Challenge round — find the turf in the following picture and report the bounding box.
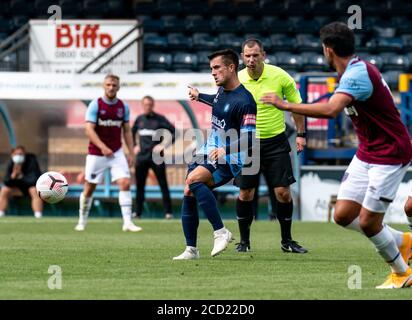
[0,217,411,299]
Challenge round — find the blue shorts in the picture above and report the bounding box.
[187,154,235,188]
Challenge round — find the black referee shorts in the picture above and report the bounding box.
[234,132,296,189]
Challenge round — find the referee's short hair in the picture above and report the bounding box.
[242,38,264,52]
[208,49,239,70]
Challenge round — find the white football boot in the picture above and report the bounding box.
[74,218,87,231]
[173,246,200,260]
[211,227,234,257]
[122,222,143,232]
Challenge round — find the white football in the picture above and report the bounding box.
[36,171,69,204]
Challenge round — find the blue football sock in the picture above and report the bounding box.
[181,195,199,247]
[189,182,224,231]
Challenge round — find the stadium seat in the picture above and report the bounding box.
[234,0,258,16]
[392,16,412,35]
[157,0,182,15]
[209,0,232,16]
[192,33,218,51]
[237,16,263,35]
[295,34,322,52]
[9,0,27,15]
[141,18,165,33]
[269,34,296,52]
[361,54,384,70]
[59,0,82,16]
[375,37,404,53]
[133,0,159,16]
[167,33,192,51]
[401,34,412,51]
[106,0,128,18]
[258,0,286,16]
[211,15,237,34]
[143,33,168,51]
[381,53,411,71]
[264,54,278,65]
[243,34,272,51]
[172,52,198,71]
[261,16,292,35]
[185,15,212,34]
[381,70,402,89]
[218,33,243,52]
[162,15,187,34]
[197,51,211,72]
[286,0,311,17]
[388,0,412,16]
[275,52,303,71]
[310,0,338,17]
[83,0,107,17]
[373,26,397,39]
[301,52,327,71]
[180,0,207,16]
[0,17,12,33]
[145,52,172,71]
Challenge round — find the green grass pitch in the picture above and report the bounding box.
[0,217,411,299]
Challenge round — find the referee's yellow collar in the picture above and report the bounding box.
[244,63,269,81]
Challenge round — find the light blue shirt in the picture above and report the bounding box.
[335,57,373,101]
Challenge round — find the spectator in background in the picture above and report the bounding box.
[0,146,43,218]
[132,96,176,219]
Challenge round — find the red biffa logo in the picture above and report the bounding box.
[56,24,112,48]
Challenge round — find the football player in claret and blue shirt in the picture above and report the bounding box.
[263,22,412,289]
[173,49,257,260]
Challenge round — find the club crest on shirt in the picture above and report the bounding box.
[100,109,106,115]
[224,103,230,112]
[117,108,124,118]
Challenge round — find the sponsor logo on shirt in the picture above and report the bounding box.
[98,118,123,127]
[344,106,359,117]
[211,115,226,129]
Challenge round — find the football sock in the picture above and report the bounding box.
[189,182,224,231]
[79,192,92,223]
[385,224,403,247]
[277,200,293,242]
[181,196,199,247]
[368,225,408,274]
[0,210,5,217]
[119,190,132,224]
[236,198,253,243]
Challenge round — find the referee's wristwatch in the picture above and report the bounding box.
[297,132,307,138]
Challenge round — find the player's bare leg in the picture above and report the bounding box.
[28,186,43,218]
[0,186,12,217]
[117,177,142,232]
[75,181,96,231]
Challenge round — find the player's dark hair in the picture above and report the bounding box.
[208,49,239,70]
[320,22,355,57]
[12,145,25,153]
[242,38,264,52]
[142,95,154,104]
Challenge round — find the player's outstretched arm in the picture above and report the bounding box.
[261,92,352,119]
[188,85,215,107]
[85,122,113,157]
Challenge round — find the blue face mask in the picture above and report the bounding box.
[12,154,25,164]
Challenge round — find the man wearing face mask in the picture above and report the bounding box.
[0,146,43,218]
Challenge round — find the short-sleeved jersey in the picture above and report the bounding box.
[85,97,130,156]
[198,84,257,176]
[335,57,412,165]
[238,64,302,139]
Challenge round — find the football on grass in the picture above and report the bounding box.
[36,171,68,204]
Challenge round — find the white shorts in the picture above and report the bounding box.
[337,155,409,213]
[85,149,130,184]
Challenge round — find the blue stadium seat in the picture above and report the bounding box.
[9,0,27,15]
[373,26,397,39]
[83,0,107,17]
[211,15,237,34]
[143,33,168,51]
[162,15,187,34]
[133,1,158,16]
[145,52,172,71]
[172,52,198,72]
[11,16,28,29]
[391,16,412,35]
[197,51,211,72]
[167,33,192,51]
[141,18,165,33]
[157,0,182,15]
[106,0,128,18]
[381,70,402,89]
[234,1,258,16]
[389,0,412,16]
[301,52,327,71]
[361,54,384,70]
[264,54,278,65]
[185,15,212,34]
[401,34,412,51]
[218,33,243,52]
[262,16,292,34]
[209,0,232,16]
[180,0,207,16]
[310,0,338,17]
[243,34,272,52]
[295,34,322,52]
[237,16,263,35]
[375,37,404,52]
[275,52,303,71]
[286,0,311,17]
[258,0,286,16]
[269,34,296,52]
[192,33,218,51]
[59,0,83,16]
[381,53,410,71]
[0,17,12,33]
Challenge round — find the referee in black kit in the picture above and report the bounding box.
[132,95,176,219]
